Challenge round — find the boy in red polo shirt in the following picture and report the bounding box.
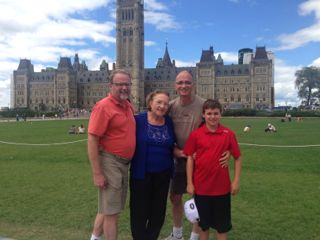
[185,99,242,240]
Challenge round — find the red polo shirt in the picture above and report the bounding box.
[88,94,136,160]
[184,124,241,196]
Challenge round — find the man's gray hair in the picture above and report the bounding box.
[109,69,131,83]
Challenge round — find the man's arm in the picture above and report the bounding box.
[186,155,195,195]
[88,133,106,188]
[173,146,186,158]
[231,156,242,195]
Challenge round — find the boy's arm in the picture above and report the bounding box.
[231,156,242,195]
[186,155,195,195]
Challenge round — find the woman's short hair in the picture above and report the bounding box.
[146,90,169,111]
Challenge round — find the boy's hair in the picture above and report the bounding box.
[202,99,222,113]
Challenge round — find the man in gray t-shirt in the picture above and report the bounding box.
[166,71,230,240]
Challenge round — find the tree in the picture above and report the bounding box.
[295,66,320,106]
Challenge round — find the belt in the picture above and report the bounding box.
[100,151,131,165]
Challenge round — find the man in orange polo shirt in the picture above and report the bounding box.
[88,69,136,240]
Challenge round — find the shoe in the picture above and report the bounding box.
[164,233,184,240]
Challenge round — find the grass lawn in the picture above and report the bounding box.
[0,117,319,240]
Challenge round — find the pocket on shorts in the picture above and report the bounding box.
[101,158,122,189]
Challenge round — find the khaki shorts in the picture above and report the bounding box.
[98,151,130,215]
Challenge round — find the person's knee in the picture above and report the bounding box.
[104,213,119,224]
[170,193,183,206]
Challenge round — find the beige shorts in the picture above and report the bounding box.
[98,151,130,215]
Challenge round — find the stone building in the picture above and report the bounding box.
[12,0,274,111]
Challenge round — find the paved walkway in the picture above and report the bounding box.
[0,237,15,240]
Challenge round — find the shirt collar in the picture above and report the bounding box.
[108,93,129,108]
[202,123,225,134]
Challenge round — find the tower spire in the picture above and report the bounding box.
[162,41,173,67]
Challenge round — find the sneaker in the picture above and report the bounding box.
[164,233,184,240]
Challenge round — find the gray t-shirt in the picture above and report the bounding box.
[169,95,205,172]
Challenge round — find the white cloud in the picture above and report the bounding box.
[0,78,11,108]
[216,52,238,64]
[145,41,157,47]
[311,57,320,66]
[144,0,180,31]
[299,0,320,19]
[145,11,180,31]
[276,22,320,50]
[275,0,320,50]
[0,0,116,107]
[274,59,302,106]
[174,60,197,67]
[145,0,167,11]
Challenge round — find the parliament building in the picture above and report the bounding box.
[13,0,274,111]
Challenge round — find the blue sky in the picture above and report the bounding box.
[1,0,320,108]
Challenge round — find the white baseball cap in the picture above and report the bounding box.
[184,198,200,223]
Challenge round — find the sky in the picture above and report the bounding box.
[0,0,320,108]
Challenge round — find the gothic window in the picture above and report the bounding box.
[231,70,235,75]
[238,69,242,74]
[224,70,227,75]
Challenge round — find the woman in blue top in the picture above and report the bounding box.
[130,90,175,240]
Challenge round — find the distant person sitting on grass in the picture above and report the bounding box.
[68,125,76,134]
[78,124,86,134]
[265,123,277,133]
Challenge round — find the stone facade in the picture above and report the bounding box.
[12,0,274,111]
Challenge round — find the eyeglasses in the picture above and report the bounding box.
[112,82,132,87]
[176,81,192,85]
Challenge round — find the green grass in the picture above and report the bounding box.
[0,118,320,239]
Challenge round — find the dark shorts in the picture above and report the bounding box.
[194,193,232,233]
[169,171,187,194]
[169,158,187,194]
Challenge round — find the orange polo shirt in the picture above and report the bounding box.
[88,94,136,159]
